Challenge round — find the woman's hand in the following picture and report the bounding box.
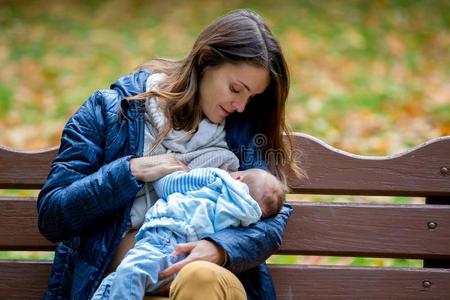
[130,154,189,182]
[158,240,226,279]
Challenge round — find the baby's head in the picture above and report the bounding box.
[231,168,285,218]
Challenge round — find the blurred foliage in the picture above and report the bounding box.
[268,255,423,268]
[0,251,54,260]
[1,0,448,266]
[0,0,448,152]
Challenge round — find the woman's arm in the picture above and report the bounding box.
[204,203,292,274]
[37,91,142,243]
[158,203,292,279]
[38,92,188,243]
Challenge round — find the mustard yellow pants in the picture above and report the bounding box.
[146,261,246,300]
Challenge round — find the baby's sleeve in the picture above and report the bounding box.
[153,168,217,199]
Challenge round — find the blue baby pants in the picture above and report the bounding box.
[92,227,187,300]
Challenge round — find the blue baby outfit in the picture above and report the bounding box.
[92,168,262,299]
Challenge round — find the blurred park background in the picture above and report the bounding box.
[0,0,449,266]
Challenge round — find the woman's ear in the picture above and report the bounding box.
[201,65,211,75]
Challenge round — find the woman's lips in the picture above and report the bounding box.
[219,105,231,116]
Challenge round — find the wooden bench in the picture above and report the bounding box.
[1,133,449,299]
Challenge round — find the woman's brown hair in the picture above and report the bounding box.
[127,9,303,183]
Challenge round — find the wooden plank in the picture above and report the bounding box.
[2,198,450,260]
[270,265,450,300]
[0,260,51,300]
[0,197,54,250]
[1,135,450,196]
[0,146,58,189]
[286,134,450,196]
[1,261,449,300]
[280,202,450,259]
[424,196,450,268]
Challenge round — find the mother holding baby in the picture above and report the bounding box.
[38,9,301,300]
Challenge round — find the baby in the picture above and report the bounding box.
[92,167,285,300]
[231,168,285,218]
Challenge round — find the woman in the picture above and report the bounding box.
[37,9,300,300]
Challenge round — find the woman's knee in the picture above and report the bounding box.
[170,261,246,300]
[178,261,218,284]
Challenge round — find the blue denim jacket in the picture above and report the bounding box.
[37,68,292,300]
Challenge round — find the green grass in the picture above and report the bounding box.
[0,251,54,260]
[268,255,423,268]
[0,85,13,117]
[1,1,449,150]
[0,189,40,197]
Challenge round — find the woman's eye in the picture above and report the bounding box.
[230,85,240,93]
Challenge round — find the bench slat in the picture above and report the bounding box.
[0,146,58,189]
[0,260,51,300]
[0,197,54,250]
[280,202,450,259]
[2,135,450,196]
[270,265,450,300]
[287,134,450,196]
[1,260,449,299]
[2,198,450,260]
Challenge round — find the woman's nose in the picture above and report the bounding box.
[231,96,248,113]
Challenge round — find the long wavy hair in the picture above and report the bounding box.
[127,9,303,183]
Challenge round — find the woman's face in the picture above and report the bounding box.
[199,63,270,124]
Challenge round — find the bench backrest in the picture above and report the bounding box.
[1,133,449,299]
